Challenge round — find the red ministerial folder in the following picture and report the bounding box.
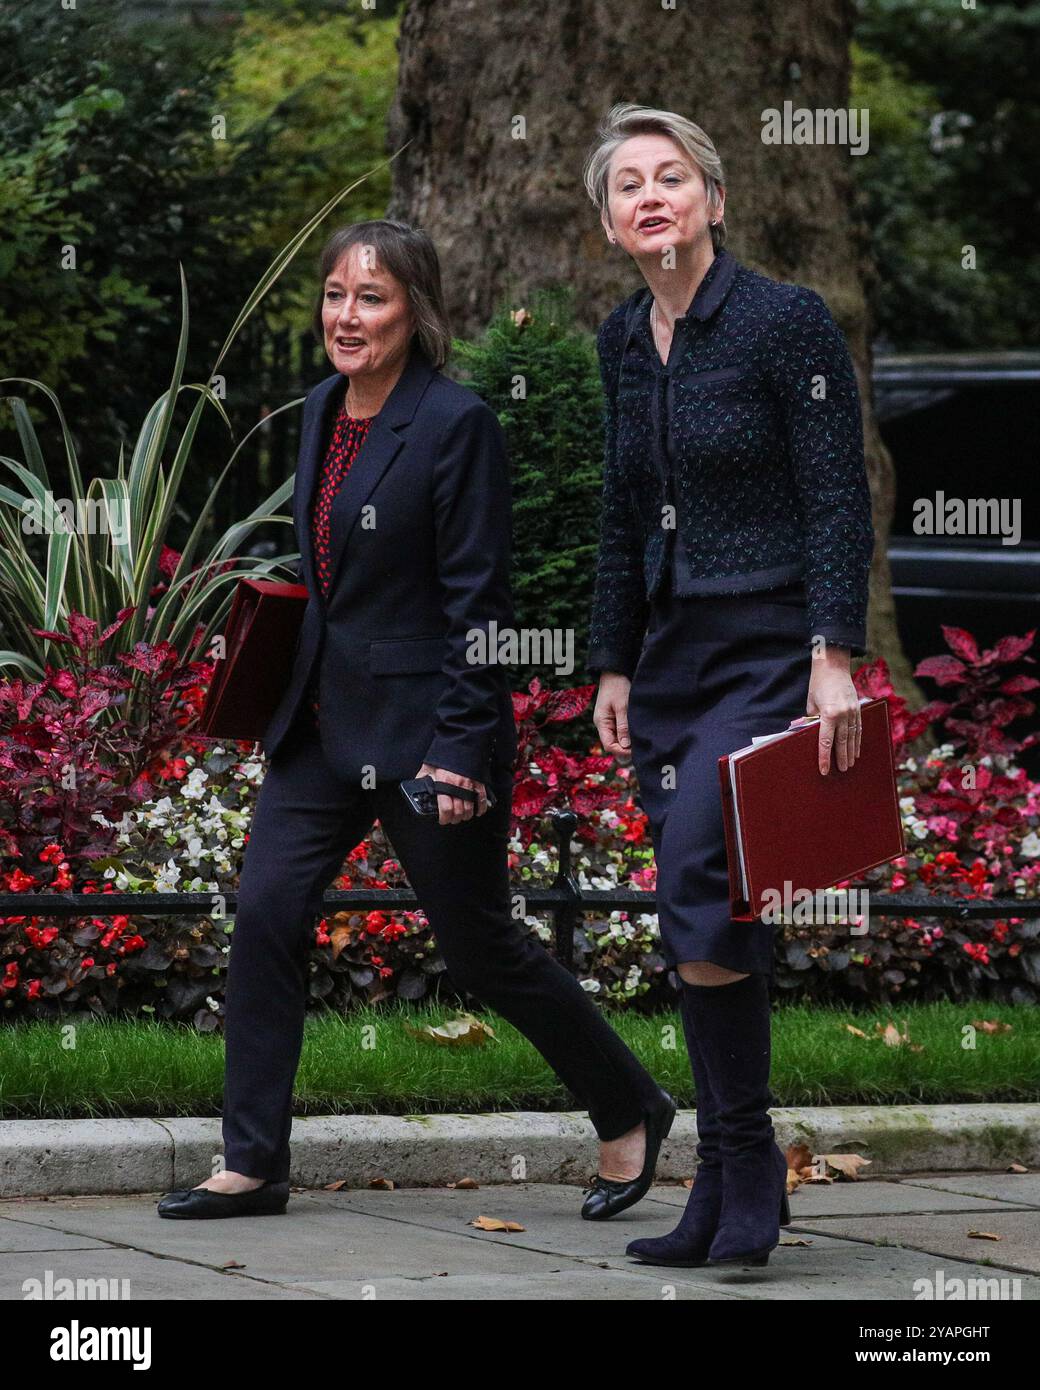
[198,578,309,743]
[717,696,905,922]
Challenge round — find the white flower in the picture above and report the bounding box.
[1020,831,1040,860]
[579,978,601,994]
[155,859,180,891]
[181,769,209,800]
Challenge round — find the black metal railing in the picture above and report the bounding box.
[1,809,1036,973]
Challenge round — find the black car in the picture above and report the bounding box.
[874,351,1039,661]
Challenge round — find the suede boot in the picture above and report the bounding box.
[681,972,790,1267]
[626,985,723,1266]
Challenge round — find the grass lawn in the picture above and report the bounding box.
[1,1001,1037,1121]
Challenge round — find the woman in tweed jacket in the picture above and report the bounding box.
[582,103,875,1268]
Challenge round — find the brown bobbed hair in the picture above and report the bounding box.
[310,219,453,370]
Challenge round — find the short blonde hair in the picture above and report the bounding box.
[582,103,727,251]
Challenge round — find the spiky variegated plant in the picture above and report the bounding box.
[0,155,398,714]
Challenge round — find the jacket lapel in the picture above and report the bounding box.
[293,342,435,600]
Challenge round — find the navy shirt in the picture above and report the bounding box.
[586,248,875,678]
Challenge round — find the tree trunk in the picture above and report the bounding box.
[388,0,922,702]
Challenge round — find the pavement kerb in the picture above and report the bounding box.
[1,1104,1037,1198]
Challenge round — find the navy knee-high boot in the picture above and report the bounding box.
[681,972,790,1267]
[626,986,723,1266]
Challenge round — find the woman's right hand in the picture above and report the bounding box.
[594,672,633,761]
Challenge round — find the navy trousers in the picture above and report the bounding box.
[627,580,812,979]
[221,712,664,1182]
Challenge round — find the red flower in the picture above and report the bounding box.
[5,867,38,892]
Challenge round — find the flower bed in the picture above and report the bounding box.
[2,618,1037,1023]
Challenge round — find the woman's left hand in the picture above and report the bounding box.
[805,645,862,775]
[416,762,488,825]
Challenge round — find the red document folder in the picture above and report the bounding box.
[717,696,905,921]
[198,578,309,743]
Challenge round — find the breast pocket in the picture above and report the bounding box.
[675,366,745,389]
[367,635,447,675]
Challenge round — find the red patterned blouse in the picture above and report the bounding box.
[305,394,374,725]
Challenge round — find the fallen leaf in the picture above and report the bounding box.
[874,1019,925,1052]
[404,1012,497,1047]
[780,1237,813,1247]
[328,923,353,960]
[1007,1162,1029,1174]
[972,1019,1013,1034]
[470,1215,525,1232]
[449,1178,479,1190]
[786,1142,814,1173]
[368,1177,395,1190]
[845,1024,868,1038]
[323,1178,349,1191]
[967,1230,1002,1241]
[818,1153,872,1181]
[222,1259,246,1269]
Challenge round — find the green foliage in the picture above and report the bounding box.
[852,0,1040,349]
[0,161,384,705]
[453,290,606,691]
[216,4,400,324]
[0,0,277,456]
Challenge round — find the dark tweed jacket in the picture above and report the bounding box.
[586,248,875,679]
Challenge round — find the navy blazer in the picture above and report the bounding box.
[261,342,518,786]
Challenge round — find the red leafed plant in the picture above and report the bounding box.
[853,624,1037,767]
[0,606,212,877]
[509,678,618,840]
[912,625,1038,764]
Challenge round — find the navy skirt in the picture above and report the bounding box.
[627,578,811,979]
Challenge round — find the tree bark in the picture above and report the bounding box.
[388,0,922,701]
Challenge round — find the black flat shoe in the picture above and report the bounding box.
[581,1090,677,1221]
[156,1180,290,1219]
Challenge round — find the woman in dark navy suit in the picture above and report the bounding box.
[158,219,675,1222]
[582,106,875,1267]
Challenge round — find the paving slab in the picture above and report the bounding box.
[618,1175,1038,1218]
[2,1180,1038,1301]
[792,1208,1040,1276]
